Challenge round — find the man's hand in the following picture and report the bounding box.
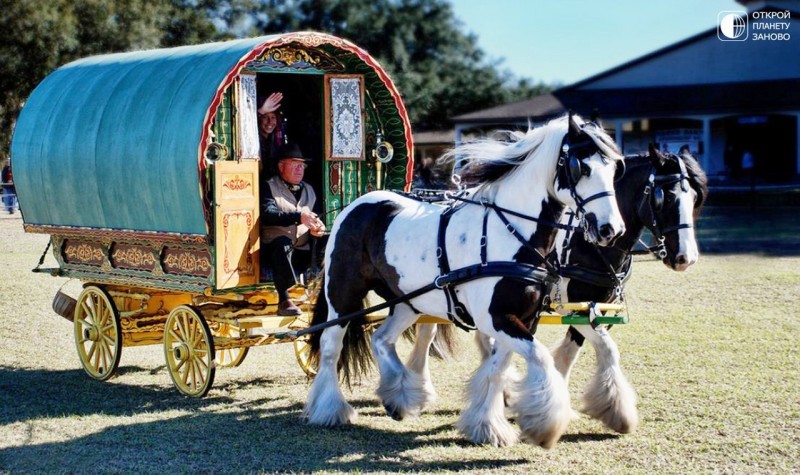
[300,209,326,237]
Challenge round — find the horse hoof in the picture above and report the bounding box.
[383,402,405,421]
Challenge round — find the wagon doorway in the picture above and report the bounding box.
[257,73,325,192]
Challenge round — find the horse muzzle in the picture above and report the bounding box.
[583,213,625,247]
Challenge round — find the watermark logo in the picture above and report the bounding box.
[718,11,748,41]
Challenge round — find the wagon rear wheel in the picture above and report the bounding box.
[163,305,215,397]
[74,286,122,381]
[210,322,249,368]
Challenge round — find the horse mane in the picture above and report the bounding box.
[445,114,623,189]
[680,152,709,209]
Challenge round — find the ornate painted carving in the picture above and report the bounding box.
[222,211,254,275]
[222,175,253,192]
[251,43,343,71]
[24,224,207,245]
[63,240,105,266]
[111,244,157,271]
[162,247,213,277]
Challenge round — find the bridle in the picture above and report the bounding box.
[639,153,695,259]
[558,128,621,243]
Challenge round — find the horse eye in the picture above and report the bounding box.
[581,162,591,177]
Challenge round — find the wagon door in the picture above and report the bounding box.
[214,73,260,289]
[214,160,260,288]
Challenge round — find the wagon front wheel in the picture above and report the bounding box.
[163,305,215,397]
[293,310,317,377]
[74,286,122,381]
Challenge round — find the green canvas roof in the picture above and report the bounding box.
[11,33,412,236]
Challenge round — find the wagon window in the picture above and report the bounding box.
[237,73,260,160]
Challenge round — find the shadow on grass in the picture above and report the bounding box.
[0,367,533,472]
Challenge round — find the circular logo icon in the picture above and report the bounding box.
[720,13,747,39]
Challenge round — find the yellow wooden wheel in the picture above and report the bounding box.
[73,286,122,381]
[210,322,249,368]
[293,311,316,377]
[294,277,321,377]
[163,305,215,397]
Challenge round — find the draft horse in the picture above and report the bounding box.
[304,114,625,448]
[543,144,708,432]
[460,144,708,436]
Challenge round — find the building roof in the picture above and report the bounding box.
[413,129,455,145]
[453,4,800,126]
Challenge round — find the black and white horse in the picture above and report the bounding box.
[303,114,625,448]
[458,144,708,436]
[544,144,708,432]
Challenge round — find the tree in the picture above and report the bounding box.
[1,0,555,163]
[247,0,551,130]
[0,0,223,163]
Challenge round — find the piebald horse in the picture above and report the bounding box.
[456,144,707,435]
[304,114,625,448]
[543,145,708,432]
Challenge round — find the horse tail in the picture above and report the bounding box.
[338,310,373,389]
[308,274,374,389]
[430,323,458,360]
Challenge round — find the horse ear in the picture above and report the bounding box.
[568,113,582,139]
[649,142,666,166]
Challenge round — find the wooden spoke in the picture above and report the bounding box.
[163,305,215,397]
[209,322,248,368]
[73,286,122,381]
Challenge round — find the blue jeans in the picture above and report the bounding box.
[2,186,16,213]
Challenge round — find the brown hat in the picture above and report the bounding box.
[277,143,310,162]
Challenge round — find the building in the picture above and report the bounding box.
[450,0,800,185]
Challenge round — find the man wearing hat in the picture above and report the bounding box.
[261,143,326,316]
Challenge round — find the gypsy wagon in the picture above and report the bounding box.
[11,32,415,397]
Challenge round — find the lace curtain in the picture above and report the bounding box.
[329,77,364,159]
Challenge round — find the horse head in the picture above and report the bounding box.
[645,143,708,271]
[554,115,626,247]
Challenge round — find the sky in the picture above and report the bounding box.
[449,0,744,86]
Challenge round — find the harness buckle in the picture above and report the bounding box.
[436,247,443,259]
[434,275,448,289]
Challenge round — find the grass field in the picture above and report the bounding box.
[1,212,798,474]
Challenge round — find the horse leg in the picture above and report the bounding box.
[457,343,519,446]
[372,304,433,420]
[551,326,584,383]
[303,323,357,426]
[573,325,639,433]
[405,323,438,408]
[475,331,521,407]
[509,336,572,449]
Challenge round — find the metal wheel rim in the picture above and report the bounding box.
[73,286,122,381]
[163,305,215,397]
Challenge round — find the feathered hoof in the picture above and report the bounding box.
[581,400,639,434]
[377,370,434,421]
[518,417,569,449]
[514,398,571,449]
[303,400,357,427]
[581,370,639,433]
[457,417,519,447]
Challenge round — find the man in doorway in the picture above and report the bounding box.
[261,143,325,316]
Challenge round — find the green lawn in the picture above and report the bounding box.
[1,213,798,473]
